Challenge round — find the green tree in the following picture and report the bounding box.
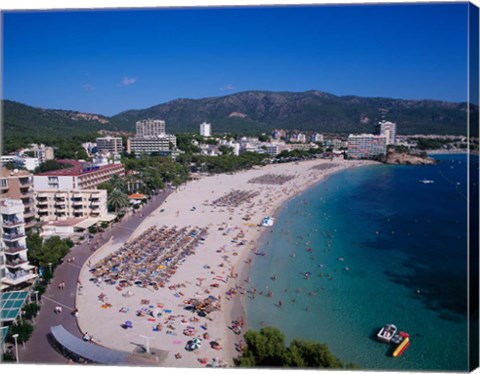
[97,181,113,194]
[26,233,43,264]
[22,303,40,320]
[237,327,285,367]
[108,188,129,212]
[109,173,125,192]
[36,236,71,267]
[218,145,234,156]
[34,160,73,174]
[235,327,352,369]
[8,320,34,345]
[283,339,343,368]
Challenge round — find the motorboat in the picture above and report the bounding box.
[261,216,275,227]
[418,179,434,184]
[377,324,397,343]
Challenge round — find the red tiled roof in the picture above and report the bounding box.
[35,160,123,177]
[128,193,146,199]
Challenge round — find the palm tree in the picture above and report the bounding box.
[110,173,125,192]
[108,188,129,213]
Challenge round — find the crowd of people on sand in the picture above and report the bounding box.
[248,173,295,185]
[209,190,260,207]
[88,225,209,291]
[309,163,340,171]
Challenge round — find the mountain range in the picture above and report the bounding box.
[2,90,473,151]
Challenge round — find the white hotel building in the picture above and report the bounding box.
[200,122,212,137]
[1,199,37,290]
[379,120,397,145]
[347,134,387,159]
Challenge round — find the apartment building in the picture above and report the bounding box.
[128,119,178,156]
[1,199,37,291]
[379,120,397,145]
[96,136,123,155]
[127,135,177,155]
[1,168,36,230]
[35,189,108,222]
[136,119,166,137]
[347,134,387,159]
[33,160,125,190]
[30,143,55,163]
[200,122,212,137]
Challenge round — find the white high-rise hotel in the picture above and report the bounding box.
[379,120,397,145]
[136,119,166,137]
[128,119,177,155]
[200,122,211,137]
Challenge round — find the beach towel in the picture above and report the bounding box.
[147,318,156,322]
[163,309,172,313]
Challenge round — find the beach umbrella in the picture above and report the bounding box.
[124,320,133,328]
[186,337,202,351]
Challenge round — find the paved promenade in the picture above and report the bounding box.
[18,190,171,364]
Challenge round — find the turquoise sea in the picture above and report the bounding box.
[246,154,476,371]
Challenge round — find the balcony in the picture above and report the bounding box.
[2,219,24,227]
[5,257,29,268]
[19,177,32,186]
[4,246,27,255]
[24,219,37,229]
[23,209,35,218]
[3,232,26,241]
[2,270,37,286]
[22,198,35,208]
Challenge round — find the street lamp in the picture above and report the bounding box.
[48,263,52,273]
[12,333,19,363]
[34,290,39,304]
[139,335,154,354]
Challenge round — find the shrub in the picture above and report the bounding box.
[8,320,34,345]
[23,303,40,320]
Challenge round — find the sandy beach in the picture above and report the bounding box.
[76,158,375,367]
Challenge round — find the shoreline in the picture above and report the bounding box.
[76,158,376,367]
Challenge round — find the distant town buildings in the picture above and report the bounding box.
[310,133,324,143]
[0,198,37,291]
[347,134,387,159]
[30,143,55,163]
[200,122,212,137]
[271,129,287,140]
[0,155,40,171]
[81,142,97,155]
[379,120,397,145]
[96,136,123,155]
[33,160,124,190]
[128,119,178,157]
[1,168,36,231]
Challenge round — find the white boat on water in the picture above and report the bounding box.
[261,216,275,227]
[419,179,434,184]
[377,324,397,343]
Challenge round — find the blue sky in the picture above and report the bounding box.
[2,3,469,116]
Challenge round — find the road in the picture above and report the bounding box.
[18,190,172,364]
